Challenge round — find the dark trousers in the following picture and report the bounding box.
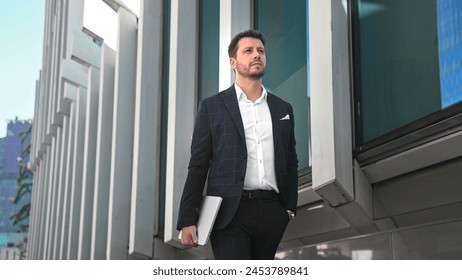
[210,193,290,260]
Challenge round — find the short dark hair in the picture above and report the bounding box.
[228,29,266,58]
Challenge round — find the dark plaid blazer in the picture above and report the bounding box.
[177,85,298,231]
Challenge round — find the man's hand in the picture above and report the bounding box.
[180,225,198,247]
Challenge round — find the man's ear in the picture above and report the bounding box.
[229,57,236,70]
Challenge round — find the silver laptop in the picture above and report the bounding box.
[178,196,222,245]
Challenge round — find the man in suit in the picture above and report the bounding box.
[177,29,298,260]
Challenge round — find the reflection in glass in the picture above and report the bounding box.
[198,0,219,100]
[276,233,391,260]
[437,0,462,108]
[276,219,462,259]
[393,219,462,259]
[354,0,441,144]
[354,0,462,145]
[255,0,310,169]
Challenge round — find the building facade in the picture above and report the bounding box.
[27,0,462,260]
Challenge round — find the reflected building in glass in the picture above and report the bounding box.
[438,0,462,108]
[0,119,31,233]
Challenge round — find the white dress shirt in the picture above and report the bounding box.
[235,83,279,193]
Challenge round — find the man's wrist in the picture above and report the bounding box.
[287,210,295,221]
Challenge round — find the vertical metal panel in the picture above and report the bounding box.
[27,162,41,259]
[28,78,42,259]
[67,87,87,259]
[60,99,77,259]
[31,165,41,259]
[129,0,163,258]
[45,132,59,259]
[44,5,56,143]
[30,78,40,169]
[49,127,63,259]
[78,66,100,260]
[35,166,45,259]
[43,142,55,259]
[66,30,103,260]
[38,151,50,259]
[55,58,89,259]
[164,0,198,246]
[53,115,70,259]
[309,0,354,207]
[91,44,116,260]
[48,0,64,136]
[27,0,86,259]
[106,7,137,260]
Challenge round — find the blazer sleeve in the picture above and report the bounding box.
[176,99,213,230]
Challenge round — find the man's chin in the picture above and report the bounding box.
[248,71,265,80]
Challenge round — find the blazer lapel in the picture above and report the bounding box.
[267,93,280,148]
[222,86,246,142]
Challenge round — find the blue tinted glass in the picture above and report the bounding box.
[355,0,462,145]
[438,0,462,108]
[198,0,219,100]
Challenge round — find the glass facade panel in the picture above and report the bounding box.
[255,0,310,170]
[438,0,462,108]
[354,0,462,145]
[276,233,392,260]
[393,219,462,259]
[277,219,462,259]
[198,0,219,100]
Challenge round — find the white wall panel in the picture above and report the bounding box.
[67,30,103,260]
[91,44,116,260]
[164,0,198,246]
[310,0,354,207]
[53,115,70,259]
[106,7,137,260]
[60,99,77,259]
[129,0,163,258]
[66,87,87,259]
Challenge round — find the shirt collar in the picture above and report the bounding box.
[234,83,268,102]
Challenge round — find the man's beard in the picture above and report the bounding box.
[236,60,266,80]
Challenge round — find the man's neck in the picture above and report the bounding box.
[235,78,263,103]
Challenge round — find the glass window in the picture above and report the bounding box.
[353,0,462,146]
[255,0,310,170]
[198,0,219,100]
[438,0,462,108]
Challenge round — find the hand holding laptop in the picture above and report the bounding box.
[180,225,199,247]
[178,196,222,246]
